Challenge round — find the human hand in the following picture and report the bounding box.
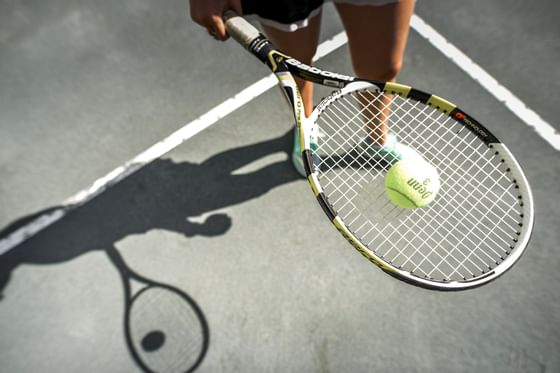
[189,0,242,41]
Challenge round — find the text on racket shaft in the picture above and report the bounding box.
[286,59,355,83]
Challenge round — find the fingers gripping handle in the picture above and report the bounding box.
[223,11,261,49]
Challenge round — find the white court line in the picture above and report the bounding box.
[411,15,560,151]
[0,17,556,255]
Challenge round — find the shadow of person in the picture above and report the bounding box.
[0,129,299,371]
[0,128,298,294]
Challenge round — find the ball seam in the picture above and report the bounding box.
[386,186,419,208]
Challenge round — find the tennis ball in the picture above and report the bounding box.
[385,159,440,208]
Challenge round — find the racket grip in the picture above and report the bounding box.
[223,10,261,49]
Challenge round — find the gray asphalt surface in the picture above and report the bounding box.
[1,0,559,372]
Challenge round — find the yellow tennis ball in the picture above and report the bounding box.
[385,159,440,208]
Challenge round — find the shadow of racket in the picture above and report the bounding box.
[106,245,209,373]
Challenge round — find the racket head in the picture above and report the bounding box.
[125,283,209,373]
[223,12,534,290]
[303,80,534,290]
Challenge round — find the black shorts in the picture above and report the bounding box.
[241,0,402,31]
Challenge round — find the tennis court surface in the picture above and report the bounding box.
[1,1,559,372]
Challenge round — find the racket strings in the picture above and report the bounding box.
[368,123,520,278]
[313,88,524,281]
[360,107,520,276]
[319,94,392,172]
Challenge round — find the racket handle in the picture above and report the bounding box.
[223,10,261,49]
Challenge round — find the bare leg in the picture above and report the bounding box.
[336,0,415,145]
[262,12,322,117]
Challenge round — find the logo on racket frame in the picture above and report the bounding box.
[454,110,490,140]
[285,58,355,82]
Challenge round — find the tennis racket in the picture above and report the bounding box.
[106,245,209,372]
[223,11,534,290]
